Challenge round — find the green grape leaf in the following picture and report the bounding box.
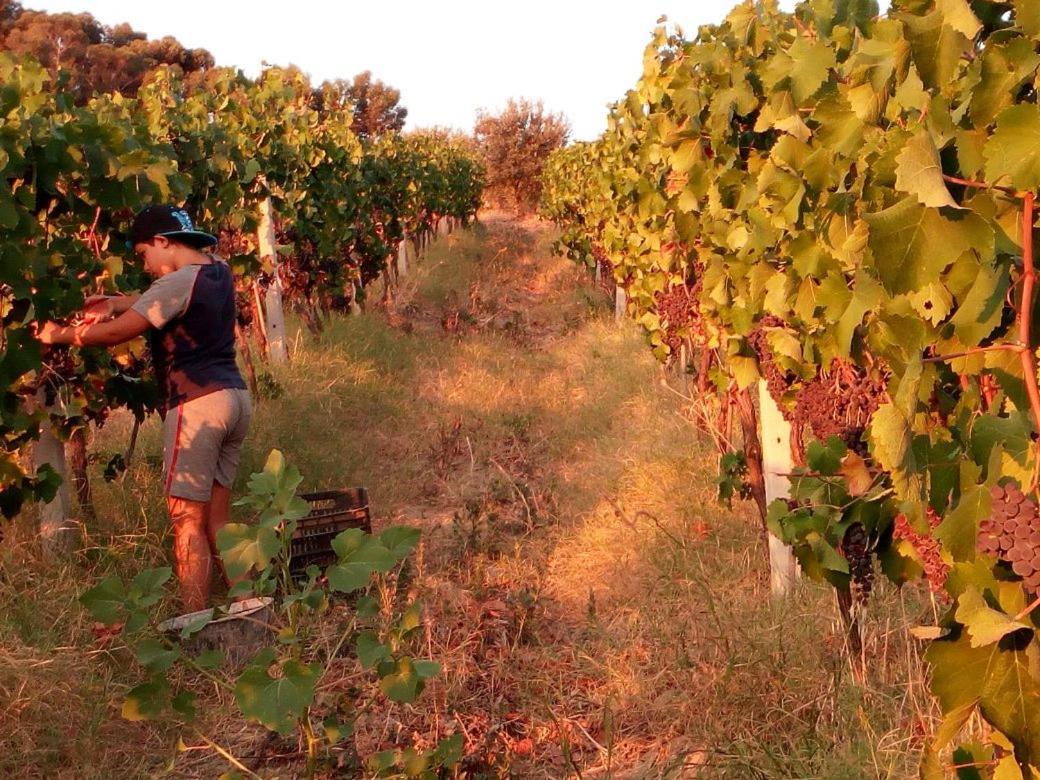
[968,38,1040,129]
[763,37,837,104]
[949,256,1010,346]
[869,361,924,499]
[901,6,972,89]
[934,0,982,38]
[936,482,988,561]
[864,197,992,295]
[928,631,1040,763]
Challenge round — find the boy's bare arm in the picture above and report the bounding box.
[36,309,150,347]
[82,293,141,323]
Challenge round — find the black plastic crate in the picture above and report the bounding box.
[289,488,371,578]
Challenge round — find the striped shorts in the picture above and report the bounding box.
[162,388,253,502]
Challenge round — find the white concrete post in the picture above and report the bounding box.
[33,391,75,553]
[759,380,799,596]
[614,286,627,322]
[258,197,288,364]
[396,234,409,277]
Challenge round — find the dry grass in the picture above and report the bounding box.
[1,215,938,778]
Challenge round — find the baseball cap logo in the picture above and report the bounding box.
[172,210,194,230]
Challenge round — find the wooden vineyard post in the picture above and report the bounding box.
[397,234,409,277]
[758,380,799,596]
[615,285,627,322]
[33,391,75,554]
[68,426,95,522]
[236,324,259,396]
[258,197,288,365]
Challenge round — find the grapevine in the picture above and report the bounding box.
[0,53,484,523]
[540,0,1040,770]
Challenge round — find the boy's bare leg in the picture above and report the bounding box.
[169,496,212,612]
[207,481,234,588]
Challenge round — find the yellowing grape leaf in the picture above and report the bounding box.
[1013,0,1040,38]
[838,452,873,496]
[984,104,1040,190]
[895,132,959,209]
[935,0,982,38]
[955,586,1030,648]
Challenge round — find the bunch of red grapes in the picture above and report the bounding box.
[894,509,949,599]
[979,483,1040,594]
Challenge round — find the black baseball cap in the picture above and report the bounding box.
[127,205,218,249]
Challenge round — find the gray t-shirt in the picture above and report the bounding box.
[132,264,201,329]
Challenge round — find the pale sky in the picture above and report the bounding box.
[25,0,890,141]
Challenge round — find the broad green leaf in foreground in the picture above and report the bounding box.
[122,677,170,722]
[80,576,126,625]
[379,526,422,561]
[234,659,320,734]
[217,523,280,580]
[326,529,397,593]
[377,656,440,703]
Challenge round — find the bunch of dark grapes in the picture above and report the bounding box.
[979,483,1040,595]
[841,523,874,604]
[654,280,701,359]
[793,360,886,456]
[894,510,950,600]
[593,245,613,294]
[748,315,798,420]
[216,228,251,260]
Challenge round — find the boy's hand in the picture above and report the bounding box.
[34,321,69,344]
[81,295,117,324]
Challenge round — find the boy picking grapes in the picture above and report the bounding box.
[36,205,252,611]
